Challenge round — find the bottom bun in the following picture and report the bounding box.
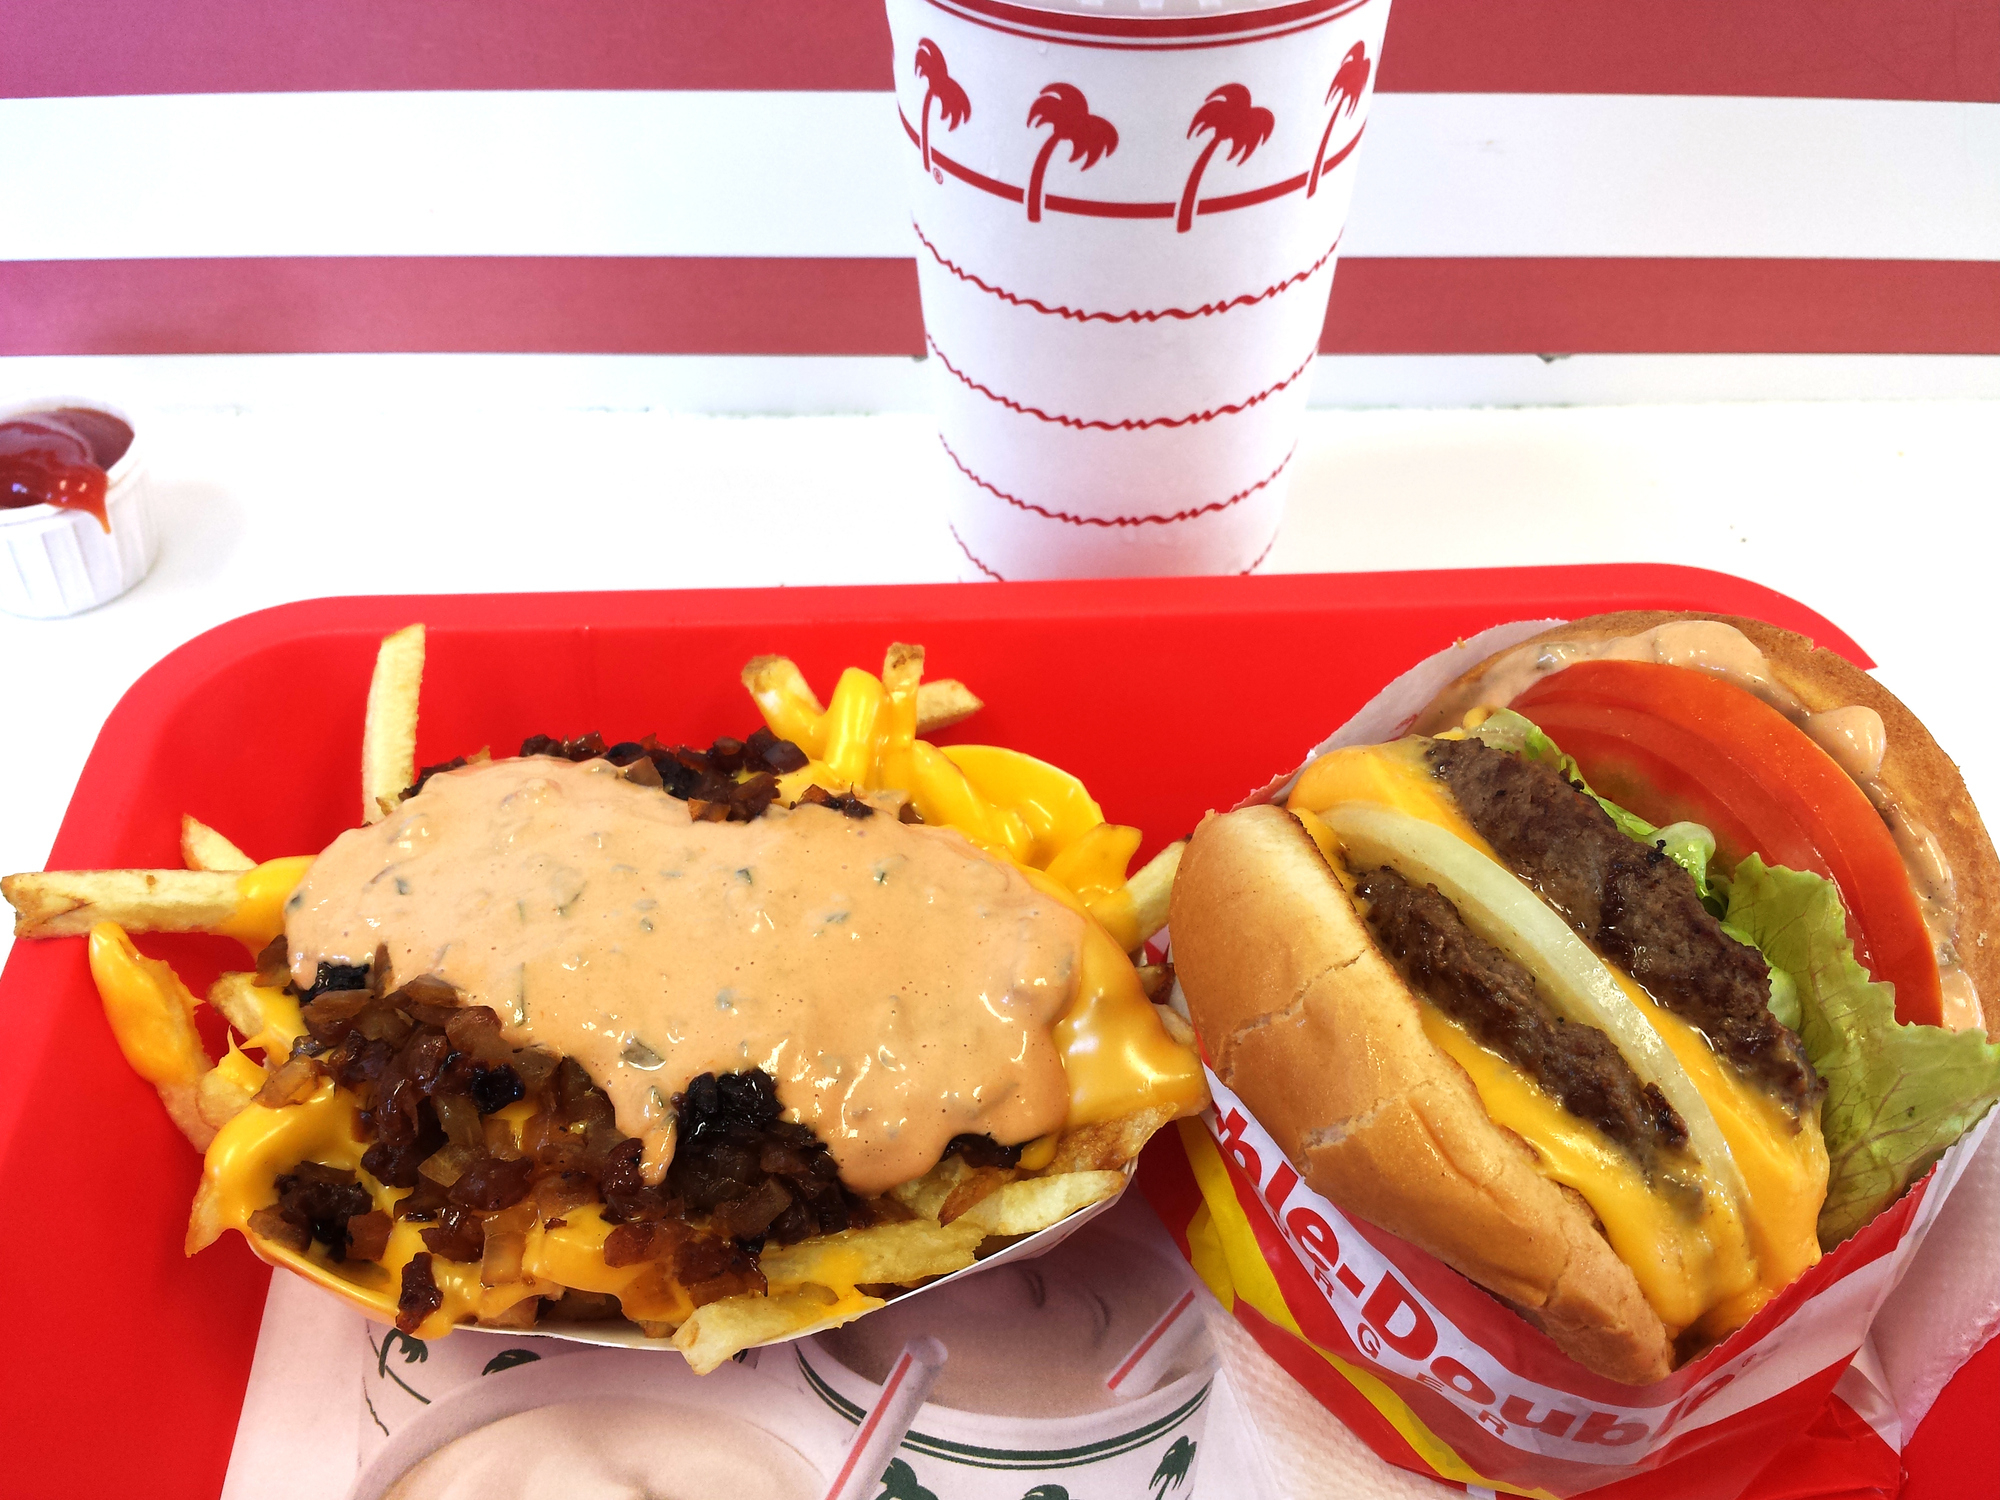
[1170,802,1674,1385]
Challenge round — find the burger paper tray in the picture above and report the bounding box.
[0,567,1990,1500]
[1137,617,2000,1500]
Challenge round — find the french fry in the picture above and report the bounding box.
[180,815,254,872]
[186,1178,227,1254]
[1125,839,1185,946]
[4,869,241,939]
[888,1154,975,1221]
[956,1169,1125,1237]
[1155,1000,1197,1048]
[362,623,425,823]
[1046,1104,1183,1175]
[882,641,924,694]
[938,1165,1019,1224]
[208,971,306,1056]
[759,1216,986,1292]
[87,923,216,1149]
[196,1045,266,1130]
[915,678,983,735]
[741,654,825,754]
[672,1284,885,1375]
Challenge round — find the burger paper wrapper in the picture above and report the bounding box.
[1141,619,2000,1498]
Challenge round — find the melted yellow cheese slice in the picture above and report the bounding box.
[1288,738,1824,1341]
[1420,1007,1758,1335]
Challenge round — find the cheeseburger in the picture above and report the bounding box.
[1169,613,2000,1384]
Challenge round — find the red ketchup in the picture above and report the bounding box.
[0,408,132,533]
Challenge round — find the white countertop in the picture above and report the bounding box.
[4,397,1996,972]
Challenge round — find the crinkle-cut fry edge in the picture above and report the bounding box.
[363,622,425,824]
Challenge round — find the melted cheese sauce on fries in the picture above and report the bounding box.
[286,756,1085,1196]
[8,637,1209,1365]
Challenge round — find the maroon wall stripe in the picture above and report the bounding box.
[3,0,1992,102]
[1324,259,2000,356]
[0,258,928,358]
[1374,0,2000,104]
[3,257,1995,358]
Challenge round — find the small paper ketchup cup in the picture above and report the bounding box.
[882,0,1395,579]
[0,398,157,618]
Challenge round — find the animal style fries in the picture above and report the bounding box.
[6,630,1205,1371]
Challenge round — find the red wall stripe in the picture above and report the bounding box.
[1323,258,2000,356]
[2,0,1992,102]
[1375,0,2000,103]
[2,257,1995,358]
[0,258,928,358]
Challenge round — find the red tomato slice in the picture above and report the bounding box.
[1511,659,1942,1026]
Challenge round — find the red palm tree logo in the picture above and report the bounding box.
[1307,43,1371,197]
[1024,84,1119,223]
[1176,85,1275,233]
[914,39,971,178]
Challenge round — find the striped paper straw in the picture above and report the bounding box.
[1105,1287,1202,1399]
[822,1336,949,1500]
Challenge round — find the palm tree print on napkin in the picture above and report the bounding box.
[1024,85,1119,222]
[915,40,971,177]
[1308,43,1371,196]
[1177,86,1275,232]
[1151,1435,1198,1497]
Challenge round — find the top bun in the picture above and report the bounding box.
[1411,611,2000,1033]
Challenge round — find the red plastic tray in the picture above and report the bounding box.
[1,566,1990,1499]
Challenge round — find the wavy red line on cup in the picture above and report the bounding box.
[940,435,1294,528]
[912,220,1341,325]
[948,522,1007,579]
[928,334,1316,430]
[1240,533,1279,574]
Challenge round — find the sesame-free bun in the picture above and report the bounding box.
[1169,803,1674,1385]
[1412,611,2000,1033]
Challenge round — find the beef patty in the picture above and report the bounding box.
[1427,737,1822,1112]
[1356,865,1690,1176]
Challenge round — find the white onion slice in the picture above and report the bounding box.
[1321,801,1747,1213]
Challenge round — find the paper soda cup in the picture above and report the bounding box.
[358,1319,591,1468]
[795,1346,1217,1500]
[881,0,1395,579]
[790,1199,1223,1498]
[350,1345,844,1500]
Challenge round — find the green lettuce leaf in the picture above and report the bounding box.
[1723,855,2000,1246]
[1465,709,1725,907]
